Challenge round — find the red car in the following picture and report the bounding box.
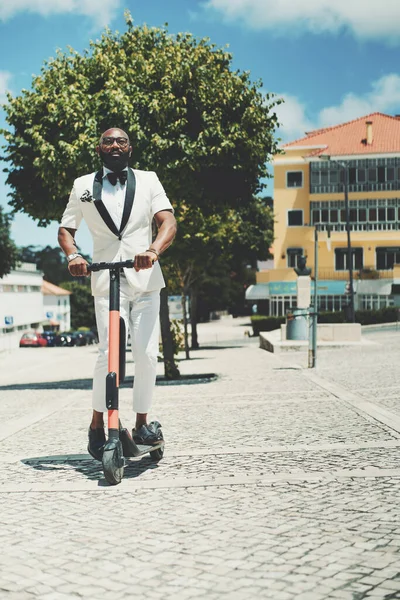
[19,332,48,348]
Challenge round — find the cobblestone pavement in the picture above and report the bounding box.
[1,319,400,599]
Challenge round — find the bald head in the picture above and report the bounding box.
[99,128,130,145]
[97,128,132,172]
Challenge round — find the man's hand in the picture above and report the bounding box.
[133,251,157,272]
[68,257,89,277]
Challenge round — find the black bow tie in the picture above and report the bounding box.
[107,171,127,186]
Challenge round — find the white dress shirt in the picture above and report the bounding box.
[101,166,128,231]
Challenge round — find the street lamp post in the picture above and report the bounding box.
[308,226,318,369]
[342,164,355,323]
[318,156,355,323]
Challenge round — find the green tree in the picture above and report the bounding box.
[19,245,91,285]
[59,280,96,330]
[164,196,274,350]
[1,14,280,372]
[0,207,18,278]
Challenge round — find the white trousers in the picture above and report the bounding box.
[92,280,160,414]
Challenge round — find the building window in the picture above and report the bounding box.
[376,247,400,270]
[310,198,400,232]
[287,248,303,268]
[310,158,400,194]
[288,210,303,227]
[287,171,303,188]
[335,248,363,271]
[360,295,394,310]
[317,295,347,313]
[270,295,297,317]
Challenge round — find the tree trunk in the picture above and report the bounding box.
[181,291,190,360]
[190,287,199,349]
[159,287,180,379]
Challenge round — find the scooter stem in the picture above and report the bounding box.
[106,268,120,437]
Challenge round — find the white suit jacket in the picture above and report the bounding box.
[60,168,174,297]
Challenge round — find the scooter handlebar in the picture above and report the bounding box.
[87,260,135,272]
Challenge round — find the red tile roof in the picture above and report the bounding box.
[282,112,400,156]
[42,280,72,296]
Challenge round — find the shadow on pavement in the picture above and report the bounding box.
[1,373,218,391]
[190,336,258,352]
[21,453,162,483]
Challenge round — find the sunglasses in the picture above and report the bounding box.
[101,137,129,148]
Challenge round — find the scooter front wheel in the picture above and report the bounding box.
[150,446,164,461]
[102,438,125,485]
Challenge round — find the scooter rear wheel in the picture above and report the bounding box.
[102,439,125,485]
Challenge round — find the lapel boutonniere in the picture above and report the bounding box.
[80,190,94,203]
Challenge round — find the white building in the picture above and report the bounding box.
[0,263,71,351]
[42,280,71,332]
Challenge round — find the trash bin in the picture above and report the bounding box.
[286,307,309,340]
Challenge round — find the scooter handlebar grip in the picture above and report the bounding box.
[88,260,135,272]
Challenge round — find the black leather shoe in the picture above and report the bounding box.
[132,422,163,446]
[88,427,106,461]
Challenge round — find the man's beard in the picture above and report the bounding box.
[99,149,130,172]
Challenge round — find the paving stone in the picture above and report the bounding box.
[2,325,400,599]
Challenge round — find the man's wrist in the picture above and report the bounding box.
[67,253,82,263]
[146,247,160,259]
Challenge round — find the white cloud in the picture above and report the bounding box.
[0,0,119,27]
[319,74,400,126]
[0,71,12,104]
[275,73,400,142]
[273,93,314,142]
[203,0,400,43]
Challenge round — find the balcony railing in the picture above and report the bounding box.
[317,268,394,281]
[314,223,400,232]
[311,182,400,194]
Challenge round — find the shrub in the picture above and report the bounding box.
[318,311,346,323]
[250,315,285,335]
[354,307,398,325]
[251,306,399,335]
[159,319,184,356]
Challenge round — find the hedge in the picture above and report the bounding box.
[354,307,398,325]
[251,315,285,335]
[251,306,399,335]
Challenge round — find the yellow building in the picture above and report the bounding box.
[247,112,400,316]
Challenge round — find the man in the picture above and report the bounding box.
[58,127,177,460]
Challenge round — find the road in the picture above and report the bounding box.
[0,318,400,599]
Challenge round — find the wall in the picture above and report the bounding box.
[0,267,44,332]
[273,149,400,275]
[43,295,71,331]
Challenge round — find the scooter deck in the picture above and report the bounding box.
[119,426,164,458]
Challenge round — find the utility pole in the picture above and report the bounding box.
[308,226,318,368]
[343,165,355,323]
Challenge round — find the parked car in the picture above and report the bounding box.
[41,331,57,347]
[19,332,48,348]
[82,331,98,345]
[55,332,75,347]
[71,331,87,346]
[55,331,87,347]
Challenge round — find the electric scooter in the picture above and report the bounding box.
[87,260,164,485]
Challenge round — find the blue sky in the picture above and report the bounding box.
[1,0,400,255]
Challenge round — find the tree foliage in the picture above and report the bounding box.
[0,207,18,278]
[1,13,280,226]
[1,15,280,362]
[19,245,90,285]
